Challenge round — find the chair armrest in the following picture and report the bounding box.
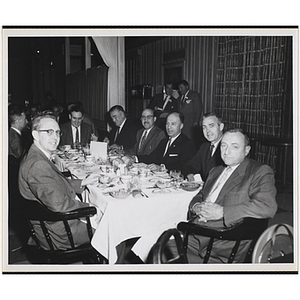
[23,199,97,221]
[178,217,269,241]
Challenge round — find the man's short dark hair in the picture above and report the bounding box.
[177,80,189,87]
[109,105,125,114]
[201,112,223,126]
[224,128,250,147]
[8,105,24,125]
[69,104,83,115]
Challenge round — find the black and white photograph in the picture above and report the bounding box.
[2,27,298,276]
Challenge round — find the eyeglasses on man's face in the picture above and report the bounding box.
[37,129,62,137]
[140,115,154,121]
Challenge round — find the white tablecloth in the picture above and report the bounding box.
[83,185,199,264]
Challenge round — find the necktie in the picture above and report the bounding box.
[138,131,147,153]
[75,127,79,144]
[162,95,169,111]
[180,95,185,107]
[163,138,172,157]
[207,166,232,203]
[207,143,214,161]
[114,127,119,142]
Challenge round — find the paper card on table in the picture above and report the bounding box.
[90,141,107,159]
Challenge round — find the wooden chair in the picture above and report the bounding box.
[23,199,105,264]
[151,228,188,264]
[151,217,269,264]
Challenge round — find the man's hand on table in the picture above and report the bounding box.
[81,174,99,186]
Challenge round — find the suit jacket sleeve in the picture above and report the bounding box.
[26,160,88,212]
[182,144,206,177]
[162,139,196,171]
[223,164,277,226]
[137,138,166,164]
[10,131,24,158]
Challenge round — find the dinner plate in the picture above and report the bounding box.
[180,182,201,191]
[109,191,130,199]
[153,171,168,176]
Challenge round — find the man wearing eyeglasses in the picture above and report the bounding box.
[59,105,97,148]
[125,109,166,158]
[18,113,97,250]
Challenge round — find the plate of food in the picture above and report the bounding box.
[109,189,130,199]
[180,182,201,191]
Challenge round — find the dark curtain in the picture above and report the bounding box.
[65,65,108,121]
[215,36,292,171]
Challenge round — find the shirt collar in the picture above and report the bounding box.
[119,118,127,131]
[11,126,22,136]
[169,132,181,144]
[34,142,52,160]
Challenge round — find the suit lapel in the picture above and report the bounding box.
[215,159,250,204]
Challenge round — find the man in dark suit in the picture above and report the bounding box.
[178,80,203,142]
[9,106,29,161]
[137,112,196,172]
[126,108,166,157]
[182,112,224,182]
[18,113,98,250]
[104,105,140,151]
[59,105,98,147]
[148,83,178,130]
[183,129,277,263]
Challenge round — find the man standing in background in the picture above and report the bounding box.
[178,80,203,144]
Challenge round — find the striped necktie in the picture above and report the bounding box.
[138,131,147,153]
[75,127,79,144]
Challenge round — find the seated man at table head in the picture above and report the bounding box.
[103,105,139,151]
[59,104,98,148]
[137,111,196,173]
[125,108,166,157]
[181,128,277,263]
[18,112,97,250]
[182,112,224,182]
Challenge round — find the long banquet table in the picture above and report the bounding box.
[62,152,201,264]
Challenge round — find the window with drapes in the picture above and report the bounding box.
[65,65,108,122]
[215,36,292,170]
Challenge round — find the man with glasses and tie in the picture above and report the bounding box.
[181,128,277,263]
[59,105,97,148]
[18,113,98,250]
[137,112,196,173]
[125,108,166,158]
[182,112,224,182]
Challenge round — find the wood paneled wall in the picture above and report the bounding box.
[125,36,218,114]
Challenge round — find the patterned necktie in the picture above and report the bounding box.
[75,127,79,144]
[138,131,147,153]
